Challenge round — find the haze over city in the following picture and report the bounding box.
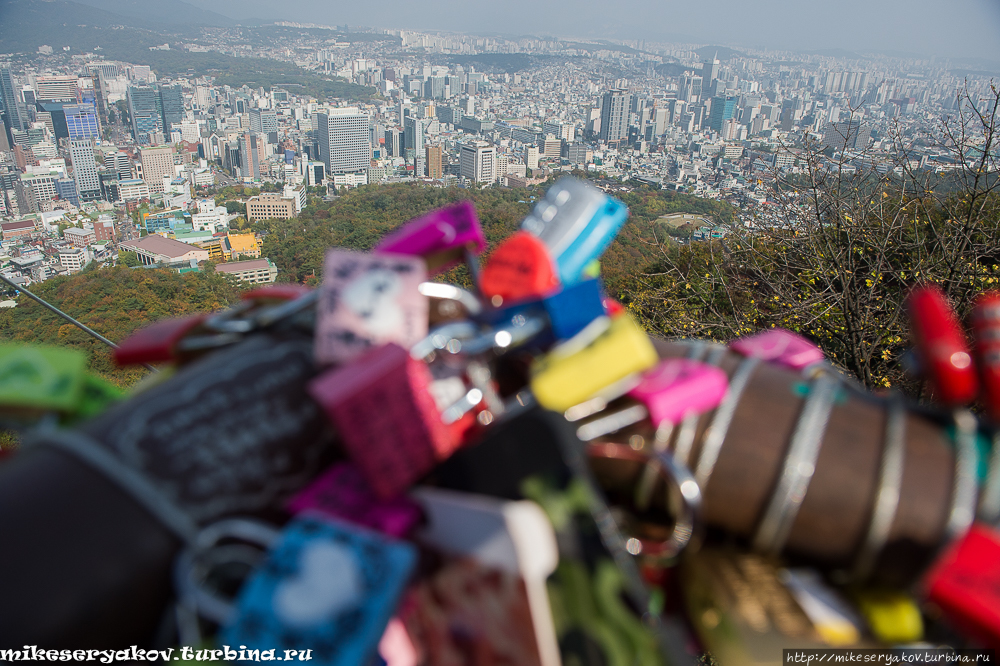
[178,0,1000,62]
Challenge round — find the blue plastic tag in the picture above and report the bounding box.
[223,516,417,665]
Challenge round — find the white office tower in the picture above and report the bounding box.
[69,139,101,202]
[460,141,496,184]
[317,108,371,176]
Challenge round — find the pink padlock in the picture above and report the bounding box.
[315,249,429,365]
[286,462,423,538]
[729,328,824,371]
[308,343,479,499]
[374,200,486,274]
[628,359,730,428]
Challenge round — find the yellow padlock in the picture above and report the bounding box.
[853,590,923,644]
[530,314,659,412]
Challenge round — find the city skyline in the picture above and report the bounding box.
[176,0,1000,62]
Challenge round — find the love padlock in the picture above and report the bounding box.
[113,314,210,366]
[971,292,1000,420]
[314,250,428,365]
[729,328,824,371]
[906,284,978,406]
[222,515,417,663]
[571,358,728,445]
[374,200,486,274]
[922,523,1000,649]
[481,277,606,346]
[479,231,561,305]
[286,462,423,539]
[520,177,629,286]
[530,313,659,413]
[308,342,482,499]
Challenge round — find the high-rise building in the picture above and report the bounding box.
[139,145,174,193]
[707,96,739,132]
[702,54,720,84]
[404,115,425,177]
[55,178,79,207]
[35,76,77,102]
[158,85,184,135]
[681,74,703,103]
[239,132,261,181]
[0,68,24,141]
[64,103,100,140]
[249,108,278,135]
[425,144,443,179]
[822,120,872,152]
[127,85,162,144]
[599,89,631,145]
[460,141,496,184]
[384,127,403,157]
[70,139,101,202]
[317,108,370,175]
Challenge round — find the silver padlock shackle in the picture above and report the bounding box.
[173,518,281,626]
[418,282,483,316]
[587,442,703,562]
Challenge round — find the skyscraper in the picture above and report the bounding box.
[702,54,720,84]
[0,68,24,142]
[159,85,184,136]
[139,145,174,193]
[127,85,162,145]
[317,108,370,175]
[240,132,260,181]
[64,103,100,140]
[707,96,738,132]
[599,89,631,145]
[404,115,425,177]
[425,144,443,179]
[69,139,101,202]
[460,141,496,184]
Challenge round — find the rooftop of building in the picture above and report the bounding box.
[215,258,273,273]
[120,235,203,258]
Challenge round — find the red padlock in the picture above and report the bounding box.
[113,314,209,366]
[906,284,978,406]
[971,292,1000,421]
[923,523,1000,649]
[479,231,561,304]
[308,343,479,499]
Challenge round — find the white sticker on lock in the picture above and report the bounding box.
[272,539,363,628]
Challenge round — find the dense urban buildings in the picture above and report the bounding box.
[0,18,994,287]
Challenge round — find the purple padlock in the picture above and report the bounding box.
[729,328,824,371]
[374,201,486,275]
[627,359,729,429]
[287,463,423,538]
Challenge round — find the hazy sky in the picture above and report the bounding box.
[187,0,1000,63]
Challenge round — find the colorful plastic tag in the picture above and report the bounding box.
[906,284,978,406]
[484,277,606,344]
[308,343,462,499]
[480,231,561,304]
[287,463,423,538]
[729,329,824,371]
[223,516,417,664]
[852,589,923,644]
[375,201,486,274]
[531,314,659,412]
[521,178,629,286]
[923,523,1000,649]
[0,344,88,413]
[971,292,1000,420]
[315,250,428,365]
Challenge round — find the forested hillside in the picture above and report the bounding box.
[0,181,732,389]
[0,266,241,387]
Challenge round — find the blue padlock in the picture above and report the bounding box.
[223,516,416,665]
[520,178,629,286]
[481,277,606,347]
